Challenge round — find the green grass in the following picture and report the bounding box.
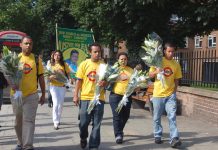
[190,84,218,91]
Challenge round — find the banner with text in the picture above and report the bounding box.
[57,27,94,65]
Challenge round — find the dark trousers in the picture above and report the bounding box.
[79,100,104,149]
[109,92,132,137]
[47,90,53,104]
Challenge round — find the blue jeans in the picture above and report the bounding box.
[152,93,179,142]
[79,100,104,149]
[109,92,132,137]
[0,89,3,109]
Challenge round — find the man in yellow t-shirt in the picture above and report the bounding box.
[149,42,182,148]
[11,36,45,150]
[73,43,106,150]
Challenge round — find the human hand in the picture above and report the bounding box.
[98,80,107,87]
[11,84,18,91]
[156,67,163,74]
[49,75,56,81]
[73,96,79,106]
[39,94,45,105]
[134,87,141,92]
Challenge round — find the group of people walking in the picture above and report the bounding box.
[1,36,182,150]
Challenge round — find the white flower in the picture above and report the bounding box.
[98,63,108,81]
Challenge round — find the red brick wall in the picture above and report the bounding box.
[177,86,218,125]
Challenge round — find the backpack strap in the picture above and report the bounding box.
[34,54,41,89]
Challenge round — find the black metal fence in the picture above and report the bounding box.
[174,49,218,88]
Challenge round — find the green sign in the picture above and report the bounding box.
[57,27,94,64]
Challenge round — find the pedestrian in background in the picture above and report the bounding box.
[0,50,9,128]
[46,51,55,108]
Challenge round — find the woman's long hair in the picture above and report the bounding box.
[51,50,65,67]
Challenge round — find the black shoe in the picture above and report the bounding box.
[115,135,123,144]
[80,139,87,149]
[14,145,22,150]
[170,137,182,148]
[48,103,52,108]
[155,137,162,144]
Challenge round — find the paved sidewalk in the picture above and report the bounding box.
[0,91,218,150]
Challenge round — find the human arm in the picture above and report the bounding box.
[73,79,82,106]
[174,79,179,93]
[174,63,182,93]
[38,58,46,105]
[149,67,163,78]
[38,75,46,105]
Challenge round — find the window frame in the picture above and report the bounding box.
[195,36,203,48]
[208,35,216,48]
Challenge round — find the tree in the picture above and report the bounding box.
[70,0,218,61]
[0,0,78,58]
[34,0,78,52]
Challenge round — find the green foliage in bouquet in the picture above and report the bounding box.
[116,70,151,113]
[44,69,68,84]
[141,32,163,68]
[0,46,23,86]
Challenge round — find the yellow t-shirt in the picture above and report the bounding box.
[76,59,105,101]
[149,57,182,97]
[113,66,133,95]
[50,62,70,87]
[11,53,44,97]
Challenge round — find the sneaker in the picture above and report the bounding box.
[54,125,59,130]
[170,137,182,148]
[80,139,87,149]
[115,135,123,144]
[14,145,22,150]
[154,137,162,144]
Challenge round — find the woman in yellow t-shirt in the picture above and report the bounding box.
[48,50,71,130]
[109,52,133,144]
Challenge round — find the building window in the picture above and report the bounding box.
[195,36,203,48]
[208,35,216,48]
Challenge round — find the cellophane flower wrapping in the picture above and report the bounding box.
[116,70,151,113]
[140,32,165,88]
[0,46,23,114]
[87,62,121,114]
[44,66,72,89]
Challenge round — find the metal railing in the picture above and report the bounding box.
[175,49,218,88]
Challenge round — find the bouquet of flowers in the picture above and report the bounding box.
[0,46,23,113]
[44,67,72,88]
[116,70,151,113]
[140,32,165,88]
[87,62,121,114]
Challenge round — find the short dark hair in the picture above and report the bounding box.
[21,36,32,43]
[88,43,102,52]
[70,49,79,56]
[117,52,128,60]
[164,42,176,50]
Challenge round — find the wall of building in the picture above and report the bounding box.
[178,31,218,55]
[177,86,218,125]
